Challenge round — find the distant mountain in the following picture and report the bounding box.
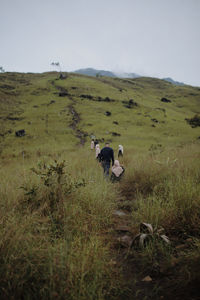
[73,68,185,86]
[74,68,116,77]
[73,68,140,79]
[162,77,185,86]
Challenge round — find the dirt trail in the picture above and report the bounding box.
[68,103,87,146]
[110,189,200,300]
[111,208,156,300]
[51,80,88,146]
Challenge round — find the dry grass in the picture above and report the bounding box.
[116,143,200,298]
[0,152,119,299]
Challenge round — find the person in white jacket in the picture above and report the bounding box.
[111,160,125,182]
[118,145,123,158]
[90,139,94,150]
[95,144,101,160]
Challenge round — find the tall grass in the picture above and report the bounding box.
[118,143,200,296]
[0,143,200,298]
[120,144,200,235]
[0,150,119,299]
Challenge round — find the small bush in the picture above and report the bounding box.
[185,114,200,128]
[0,157,118,299]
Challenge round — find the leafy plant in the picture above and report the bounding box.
[132,222,170,248]
[20,160,86,214]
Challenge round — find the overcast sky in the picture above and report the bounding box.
[1,0,200,86]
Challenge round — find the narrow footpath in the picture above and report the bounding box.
[51,79,88,146]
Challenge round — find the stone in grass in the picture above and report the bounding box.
[161,97,171,103]
[113,210,127,217]
[142,276,152,282]
[15,129,26,137]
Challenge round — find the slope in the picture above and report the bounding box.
[0,71,200,158]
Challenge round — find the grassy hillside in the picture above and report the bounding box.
[0,72,200,299]
[0,71,200,158]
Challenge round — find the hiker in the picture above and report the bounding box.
[118,144,123,158]
[111,160,125,182]
[91,139,94,150]
[99,142,114,176]
[95,144,101,160]
[94,139,99,149]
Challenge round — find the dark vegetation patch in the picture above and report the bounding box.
[6,116,24,121]
[80,94,93,100]
[161,97,172,103]
[102,96,113,102]
[113,121,119,125]
[15,129,26,137]
[51,81,70,97]
[111,132,121,136]
[47,100,56,106]
[185,114,200,128]
[151,118,159,123]
[0,84,15,90]
[122,99,138,109]
[59,91,69,97]
[80,94,115,102]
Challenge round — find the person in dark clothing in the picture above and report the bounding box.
[99,143,114,176]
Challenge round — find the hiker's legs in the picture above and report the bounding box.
[118,150,123,158]
[102,161,110,177]
[105,163,110,176]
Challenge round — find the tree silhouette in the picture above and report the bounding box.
[51,62,66,79]
[51,62,61,72]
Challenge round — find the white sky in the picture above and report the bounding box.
[1,0,200,86]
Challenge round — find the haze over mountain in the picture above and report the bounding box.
[73,68,185,86]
